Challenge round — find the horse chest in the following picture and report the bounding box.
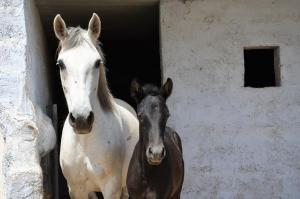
[143,187,158,199]
[130,168,171,199]
[61,145,105,183]
[128,148,183,199]
[60,133,111,183]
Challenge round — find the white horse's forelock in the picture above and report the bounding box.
[57,26,105,64]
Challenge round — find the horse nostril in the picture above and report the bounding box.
[70,113,75,123]
[87,111,94,125]
[148,147,153,155]
[69,112,76,127]
[162,147,166,158]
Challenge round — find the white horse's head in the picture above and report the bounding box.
[53,13,112,134]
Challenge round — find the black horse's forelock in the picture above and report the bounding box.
[142,84,161,97]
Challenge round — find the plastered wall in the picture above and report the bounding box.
[160,0,300,198]
[1,0,300,198]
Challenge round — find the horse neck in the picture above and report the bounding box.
[137,140,149,176]
[90,92,115,129]
[137,133,146,165]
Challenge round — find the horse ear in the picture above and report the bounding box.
[53,14,68,40]
[161,78,173,100]
[88,13,101,41]
[131,79,144,103]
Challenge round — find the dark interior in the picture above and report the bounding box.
[244,48,278,88]
[35,1,160,198]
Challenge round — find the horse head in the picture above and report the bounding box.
[131,78,173,165]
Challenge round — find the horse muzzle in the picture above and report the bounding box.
[146,145,166,165]
[69,111,94,134]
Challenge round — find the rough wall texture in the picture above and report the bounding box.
[160,0,300,198]
[0,133,4,197]
[1,0,300,198]
[0,0,56,198]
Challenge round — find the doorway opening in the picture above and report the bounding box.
[35,0,161,198]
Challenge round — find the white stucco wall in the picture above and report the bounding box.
[0,0,56,198]
[1,0,300,198]
[160,0,300,198]
[0,134,4,198]
[25,0,52,112]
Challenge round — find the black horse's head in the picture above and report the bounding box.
[131,78,173,165]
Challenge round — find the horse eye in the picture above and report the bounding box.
[56,60,65,70]
[137,114,143,122]
[166,110,170,118]
[94,59,102,68]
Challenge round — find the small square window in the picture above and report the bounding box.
[244,47,280,87]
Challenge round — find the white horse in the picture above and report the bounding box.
[53,13,139,199]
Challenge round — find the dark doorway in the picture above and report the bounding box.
[244,47,280,88]
[35,0,160,198]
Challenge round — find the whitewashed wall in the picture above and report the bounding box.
[1,0,300,198]
[0,0,56,198]
[160,0,300,198]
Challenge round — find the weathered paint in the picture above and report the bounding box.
[160,0,300,198]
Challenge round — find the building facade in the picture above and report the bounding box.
[0,0,300,198]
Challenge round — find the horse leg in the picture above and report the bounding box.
[121,186,129,199]
[170,189,182,199]
[68,184,89,199]
[170,194,180,199]
[88,192,99,199]
[171,191,180,199]
[101,175,122,199]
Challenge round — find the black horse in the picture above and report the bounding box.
[127,78,184,199]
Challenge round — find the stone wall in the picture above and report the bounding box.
[0,0,56,198]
